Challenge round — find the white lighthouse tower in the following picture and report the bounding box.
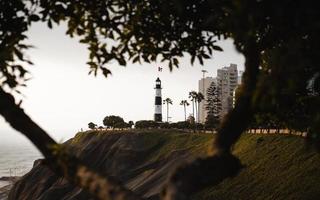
[154,77,162,122]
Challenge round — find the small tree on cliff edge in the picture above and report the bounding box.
[88,122,97,130]
[103,115,124,129]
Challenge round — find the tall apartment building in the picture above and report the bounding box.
[198,64,239,124]
[217,64,238,118]
[198,77,215,123]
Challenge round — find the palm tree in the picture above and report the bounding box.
[163,98,173,122]
[188,91,197,120]
[180,100,190,121]
[196,92,204,123]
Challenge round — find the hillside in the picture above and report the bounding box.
[8,129,320,200]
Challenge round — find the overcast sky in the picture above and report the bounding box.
[0,22,245,143]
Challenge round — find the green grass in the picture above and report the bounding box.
[195,134,320,200]
[71,129,320,199]
[138,131,213,161]
[71,129,213,161]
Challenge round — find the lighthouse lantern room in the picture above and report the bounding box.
[154,77,162,122]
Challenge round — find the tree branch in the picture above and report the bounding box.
[214,41,261,153]
[0,88,142,200]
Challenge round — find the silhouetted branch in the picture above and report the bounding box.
[214,41,261,153]
[0,88,142,200]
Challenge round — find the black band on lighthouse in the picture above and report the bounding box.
[155,96,162,105]
[154,114,162,122]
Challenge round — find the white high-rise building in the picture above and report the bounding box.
[198,64,239,124]
[198,77,215,123]
[217,64,238,118]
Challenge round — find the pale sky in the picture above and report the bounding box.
[0,22,244,143]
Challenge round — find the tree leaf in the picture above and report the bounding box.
[132,55,140,63]
[202,53,210,59]
[198,55,204,65]
[212,45,223,51]
[191,55,195,65]
[173,58,179,66]
[29,14,40,22]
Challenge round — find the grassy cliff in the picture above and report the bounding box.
[9,129,320,200]
[73,129,320,199]
[194,133,320,200]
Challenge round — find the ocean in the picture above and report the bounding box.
[0,127,78,188]
[0,131,43,188]
[0,128,76,188]
[0,143,42,177]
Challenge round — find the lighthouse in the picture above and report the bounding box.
[154,77,162,122]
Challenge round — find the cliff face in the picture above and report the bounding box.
[8,130,212,200]
[8,130,320,200]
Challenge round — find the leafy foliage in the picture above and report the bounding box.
[88,122,97,130]
[135,120,197,130]
[102,115,124,129]
[1,0,222,90]
[1,0,319,138]
[196,92,204,103]
[135,120,158,129]
[0,0,34,89]
[163,98,173,105]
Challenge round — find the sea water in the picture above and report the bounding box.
[0,143,42,177]
[0,125,78,188]
[0,131,43,188]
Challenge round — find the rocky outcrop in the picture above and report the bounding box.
[8,130,199,200]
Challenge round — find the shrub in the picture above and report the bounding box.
[135,120,158,129]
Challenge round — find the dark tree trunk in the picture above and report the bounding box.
[214,43,260,153]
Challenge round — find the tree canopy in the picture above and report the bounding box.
[88,122,97,130]
[103,115,125,129]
